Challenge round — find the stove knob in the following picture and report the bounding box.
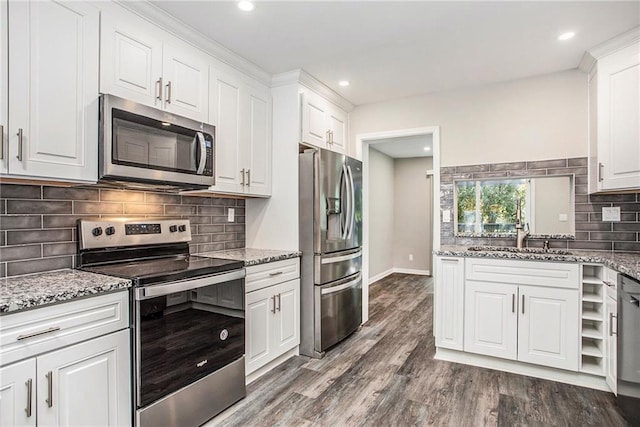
[178,224,187,232]
[105,226,116,236]
[169,225,178,233]
[92,227,103,237]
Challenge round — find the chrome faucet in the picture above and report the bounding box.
[515,198,529,249]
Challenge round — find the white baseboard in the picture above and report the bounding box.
[393,268,431,276]
[435,348,611,392]
[368,268,394,284]
[368,268,431,284]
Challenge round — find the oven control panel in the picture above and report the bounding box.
[78,219,192,250]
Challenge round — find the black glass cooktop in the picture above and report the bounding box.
[81,255,244,286]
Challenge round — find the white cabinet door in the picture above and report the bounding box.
[7,0,99,182]
[327,106,347,154]
[273,279,300,354]
[0,359,36,427]
[435,257,465,351]
[605,296,617,394]
[244,85,272,196]
[518,286,579,371]
[162,43,209,122]
[210,67,244,193]
[597,42,640,191]
[100,11,163,108]
[36,329,131,427]
[0,1,7,174]
[301,91,329,149]
[464,280,518,360]
[245,286,275,375]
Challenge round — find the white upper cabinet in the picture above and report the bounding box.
[3,0,99,182]
[0,1,7,175]
[586,33,640,193]
[208,66,272,196]
[301,90,348,154]
[101,7,209,122]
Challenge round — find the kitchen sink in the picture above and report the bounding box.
[466,246,573,255]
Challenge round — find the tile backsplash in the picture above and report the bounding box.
[0,184,245,277]
[440,157,640,252]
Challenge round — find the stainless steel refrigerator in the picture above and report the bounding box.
[299,147,362,358]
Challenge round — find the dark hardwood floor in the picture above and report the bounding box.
[205,273,628,427]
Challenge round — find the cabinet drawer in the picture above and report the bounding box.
[246,258,300,293]
[465,258,579,289]
[1,291,129,366]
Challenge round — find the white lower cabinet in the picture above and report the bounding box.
[434,257,464,351]
[0,292,131,427]
[245,258,300,375]
[605,295,617,394]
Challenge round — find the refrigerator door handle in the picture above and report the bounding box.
[320,273,362,295]
[346,164,355,239]
[320,249,362,264]
[341,164,351,240]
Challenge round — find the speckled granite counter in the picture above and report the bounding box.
[0,270,132,314]
[435,245,640,282]
[198,248,301,267]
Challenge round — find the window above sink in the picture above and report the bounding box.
[454,175,575,239]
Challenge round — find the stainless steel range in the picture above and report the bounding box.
[77,218,246,427]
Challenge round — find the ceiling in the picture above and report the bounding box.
[151,1,639,106]
[370,134,433,158]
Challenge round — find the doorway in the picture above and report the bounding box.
[356,127,441,323]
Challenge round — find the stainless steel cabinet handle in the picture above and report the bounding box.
[271,295,276,314]
[241,168,246,186]
[598,163,604,182]
[46,371,53,408]
[609,313,617,336]
[269,271,283,277]
[521,295,525,314]
[0,124,4,160]
[512,294,515,313]
[165,81,172,104]
[156,77,163,101]
[17,326,60,341]
[276,293,281,312]
[17,128,23,161]
[25,379,33,417]
[246,169,250,187]
[330,130,334,144]
[326,130,331,144]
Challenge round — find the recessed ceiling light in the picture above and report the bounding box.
[424,147,430,151]
[161,122,171,127]
[558,31,575,41]
[339,80,350,87]
[238,1,254,12]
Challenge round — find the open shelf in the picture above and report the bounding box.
[580,264,606,377]
[582,339,603,357]
[581,355,604,376]
[581,320,603,339]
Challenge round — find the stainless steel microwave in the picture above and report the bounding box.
[99,94,215,189]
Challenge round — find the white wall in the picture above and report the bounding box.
[368,148,395,279]
[393,157,433,272]
[351,70,587,166]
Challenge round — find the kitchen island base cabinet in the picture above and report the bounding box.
[0,329,131,427]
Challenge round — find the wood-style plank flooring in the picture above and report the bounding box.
[205,273,628,427]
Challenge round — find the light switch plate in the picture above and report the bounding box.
[602,206,621,222]
[442,210,451,223]
[228,208,235,222]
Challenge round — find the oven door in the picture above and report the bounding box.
[100,94,214,188]
[134,270,245,408]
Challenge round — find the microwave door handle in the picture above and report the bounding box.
[196,132,207,175]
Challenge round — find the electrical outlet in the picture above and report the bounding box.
[602,206,621,222]
[409,254,414,261]
[442,210,451,223]
[559,213,568,222]
[227,208,235,222]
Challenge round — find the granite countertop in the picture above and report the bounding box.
[0,270,132,314]
[435,245,640,282]
[198,248,301,266]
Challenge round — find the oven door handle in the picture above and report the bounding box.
[135,269,245,300]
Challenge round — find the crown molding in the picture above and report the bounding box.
[272,69,355,112]
[114,0,272,86]
[579,26,640,73]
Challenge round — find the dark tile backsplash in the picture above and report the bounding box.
[0,184,245,277]
[441,157,640,252]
